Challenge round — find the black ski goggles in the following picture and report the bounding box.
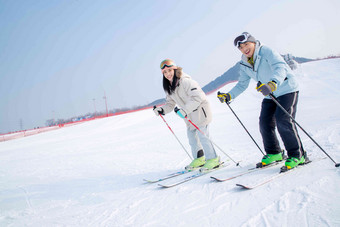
[234,33,250,47]
[160,59,176,70]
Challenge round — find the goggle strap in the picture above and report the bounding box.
[161,64,174,70]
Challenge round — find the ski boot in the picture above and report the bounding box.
[284,156,305,170]
[185,156,205,171]
[261,152,283,167]
[199,156,221,172]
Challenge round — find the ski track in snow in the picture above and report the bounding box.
[0,59,340,226]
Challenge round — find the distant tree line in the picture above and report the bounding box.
[45,105,151,127]
[318,54,340,60]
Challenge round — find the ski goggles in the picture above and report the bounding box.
[234,33,250,47]
[160,59,176,70]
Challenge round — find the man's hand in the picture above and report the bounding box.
[217,92,231,103]
[256,81,277,96]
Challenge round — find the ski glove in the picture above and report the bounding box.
[174,107,187,119]
[217,92,231,103]
[256,81,277,96]
[153,106,164,116]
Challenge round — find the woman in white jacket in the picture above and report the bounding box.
[153,59,220,171]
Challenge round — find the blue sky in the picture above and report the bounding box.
[1,0,339,133]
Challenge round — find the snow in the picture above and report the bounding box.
[1,58,340,226]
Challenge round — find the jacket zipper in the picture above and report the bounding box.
[240,62,255,71]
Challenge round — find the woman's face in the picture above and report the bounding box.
[239,42,255,58]
[163,67,175,83]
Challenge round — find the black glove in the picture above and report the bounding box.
[153,106,164,116]
[256,81,277,96]
[217,92,231,103]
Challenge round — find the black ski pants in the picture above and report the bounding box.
[259,91,304,158]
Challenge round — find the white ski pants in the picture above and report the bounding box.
[186,125,217,160]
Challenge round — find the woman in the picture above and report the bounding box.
[218,32,305,170]
[153,59,220,171]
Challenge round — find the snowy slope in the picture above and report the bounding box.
[0,59,340,227]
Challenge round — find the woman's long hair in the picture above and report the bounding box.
[162,69,178,95]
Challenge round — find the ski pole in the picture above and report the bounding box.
[155,106,192,160]
[266,92,340,168]
[218,92,265,156]
[184,116,240,167]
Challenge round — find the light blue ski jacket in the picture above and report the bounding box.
[229,42,299,99]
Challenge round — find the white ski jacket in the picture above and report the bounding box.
[162,69,212,130]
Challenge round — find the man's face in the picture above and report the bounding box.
[239,42,256,58]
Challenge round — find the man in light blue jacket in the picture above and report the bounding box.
[218,32,305,170]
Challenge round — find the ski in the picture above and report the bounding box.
[158,162,229,188]
[143,169,197,183]
[210,160,284,182]
[236,157,327,190]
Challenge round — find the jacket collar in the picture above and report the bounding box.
[240,41,262,70]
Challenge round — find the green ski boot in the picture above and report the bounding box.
[285,156,305,170]
[261,153,283,166]
[200,156,221,172]
[185,156,205,171]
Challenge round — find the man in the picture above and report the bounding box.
[218,32,305,169]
